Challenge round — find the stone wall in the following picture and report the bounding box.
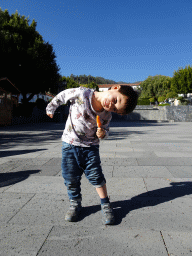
[112,106,192,122]
[165,106,192,122]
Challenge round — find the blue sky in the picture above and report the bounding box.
[1,0,192,83]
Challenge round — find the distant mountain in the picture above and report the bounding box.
[131,81,143,84]
[117,81,142,84]
[117,81,130,84]
[68,74,117,85]
[66,74,142,85]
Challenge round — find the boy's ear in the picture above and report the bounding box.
[111,85,121,90]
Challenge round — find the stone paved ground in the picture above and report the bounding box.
[0,121,192,256]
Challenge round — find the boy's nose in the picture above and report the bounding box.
[109,101,115,109]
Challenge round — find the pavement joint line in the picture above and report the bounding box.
[53,170,61,176]
[143,178,148,192]
[36,226,54,256]
[41,157,54,166]
[6,193,36,224]
[160,230,170,256]
[1,186,12,193]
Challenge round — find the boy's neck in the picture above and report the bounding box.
[92,91,104,112]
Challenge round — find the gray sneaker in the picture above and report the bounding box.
[101,203,115,225]
[65,200,82,222]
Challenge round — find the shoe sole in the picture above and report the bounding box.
[65,209,81,222]
[102,219,115,225]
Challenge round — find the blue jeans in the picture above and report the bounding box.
[61,141,106,201]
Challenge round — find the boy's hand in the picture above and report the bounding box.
[47,113,54,118]
[96,128,105,139]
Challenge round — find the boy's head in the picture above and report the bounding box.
[106,85,138,115]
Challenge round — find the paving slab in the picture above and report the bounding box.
[147,142,192,152]
[0,151,48,159]
[100,146,134,152]
[0,192,35,224]
[7,193,71,226]
[113,166,174,178]
[43,158,61,166]
[10,165,61,176]
[144,178,192,198]
[121,196,192,232]
[5,176,66,194]
[116,151,157,158]
[37,226,168,256]
[166,166,192,178]
[162,231,192,256]
[101,157,138,166]
[7,194,104,227]
[99,152,116,158]
[0,158,51,168]
[0,160,23,172]
[55,170,122,178]
[4,175,147,197]
[101,165,113,178]
[0,185,12,193]
[0,170,41,188]
[0,121,192,255]
[0,224,52,256]
[137,157,192,166]
[36,152,62,158]
[106,177,147,196]
[155,151,192,157]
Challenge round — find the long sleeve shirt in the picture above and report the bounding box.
[46,87,112,147]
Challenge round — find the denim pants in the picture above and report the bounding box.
[61,141,106,201]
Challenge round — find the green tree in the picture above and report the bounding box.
[171,65,192,94]
[0,8,60,103]
[59,76,99,91]
[81,82,99,91]
[140,75,172,100]
[166,91,177,99]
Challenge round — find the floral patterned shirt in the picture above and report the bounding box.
[46,87,112,147]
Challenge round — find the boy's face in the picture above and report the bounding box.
[101,86,127,114]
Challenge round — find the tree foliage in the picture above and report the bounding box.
[171,65,192,94]
[0,8,60,103]
[68,74,117,85]
[59,76,99,92]
[139,75,172,100]
[166,91,178,99]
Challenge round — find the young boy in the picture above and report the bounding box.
[46,85,138,225]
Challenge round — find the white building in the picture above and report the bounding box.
[18,93,54,103]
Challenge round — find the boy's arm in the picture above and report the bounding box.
[46,88,78,117]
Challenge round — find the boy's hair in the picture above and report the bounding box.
[108,85,138,115]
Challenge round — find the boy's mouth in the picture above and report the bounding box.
[104,100,110,108]
[104,99,114,109]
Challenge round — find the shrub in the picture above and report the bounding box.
[177,96,184,101]
[158,96,166,103]
[137,98,150,105]
[158,103,170,106]
[181,101,188,105]
[149,98,155,103]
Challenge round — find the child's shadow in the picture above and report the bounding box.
[0,170,40,188]
[79,181,192,225]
